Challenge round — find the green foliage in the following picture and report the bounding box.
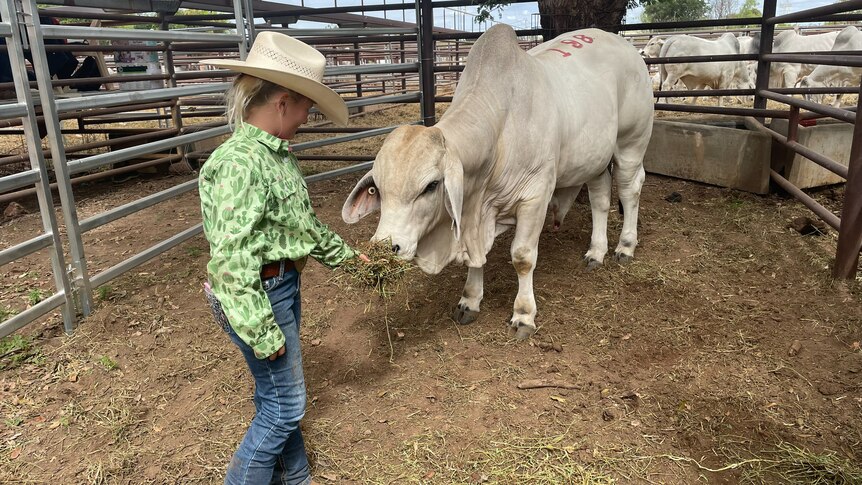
[98,355,119,371]
[4,417,23,427]
[0,306,16,321]
[732,0,762,18]
[0,334,42,370]
[185,246,203,258]
[27,289,43,306]
[476,0,641,29]
[0,334,30,356]
[641,0,710,22]
[97,285,113,301]
[474,0,512,24]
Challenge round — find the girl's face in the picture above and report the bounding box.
[277,94,313,140]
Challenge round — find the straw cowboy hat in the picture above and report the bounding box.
[201,31,348,126]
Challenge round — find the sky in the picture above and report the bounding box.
[284,0,841,31]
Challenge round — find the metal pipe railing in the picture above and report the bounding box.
[770,169,841,230]
[41,25,241,43]
[67,125,231,175]
[0,233,52,267]
[767,0,862,25]
[757,90,856,124]
[0,155,184,204]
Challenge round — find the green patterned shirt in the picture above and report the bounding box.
[200,123,357,359]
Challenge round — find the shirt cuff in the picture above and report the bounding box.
[250,325,287,360]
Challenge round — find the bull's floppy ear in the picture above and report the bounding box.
[443,154,463,240]
[342,171,380,223]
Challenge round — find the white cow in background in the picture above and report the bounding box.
[770,29,840,88]
[737,32,761,56]
[738,32,761,86]
[640,36,669,90]
[640,36,665,58]
[342,25,654,339]
[660,33,754,106]
[799,26,862,107]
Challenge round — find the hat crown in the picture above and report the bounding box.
[246,32,325,83]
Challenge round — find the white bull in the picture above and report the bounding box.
[800,26,862,107]
[770,29,839,88]
[640,36,665,58]
[660,33,754,106]
[640,36,666,90]
[342,25,654,339]
[738,32,761,90]
[737,32,761,56]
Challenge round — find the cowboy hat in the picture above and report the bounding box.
[201,31,348,126]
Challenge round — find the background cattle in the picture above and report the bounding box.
[659,33,754,106]
[799,26,862,107]
[770,29,840,88]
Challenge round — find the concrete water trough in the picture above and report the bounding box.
[644,119,771,194]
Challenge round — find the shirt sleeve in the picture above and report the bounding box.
[201,161,285,359]
[307,215,358,268]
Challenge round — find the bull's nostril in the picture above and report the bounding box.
[392,244,401,254]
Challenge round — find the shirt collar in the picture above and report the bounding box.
[237,122,292,156]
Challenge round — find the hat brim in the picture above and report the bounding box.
[202,59,349,127]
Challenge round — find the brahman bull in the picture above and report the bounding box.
[800,26,861,107]
[770,29,839,89]
[342,25,654,339]
[659,33,754,106]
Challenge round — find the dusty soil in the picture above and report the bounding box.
[1,102,861,484]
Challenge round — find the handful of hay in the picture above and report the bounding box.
[340,241,414,297]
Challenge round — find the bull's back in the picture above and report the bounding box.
[529,29,648,90]
[528,29,653,182]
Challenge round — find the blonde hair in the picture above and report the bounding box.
[224,74,307,127]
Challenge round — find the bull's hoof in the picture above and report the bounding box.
[509,319,537,340]
[584,256,602,272]
[614,252,633,265]
[452,304,479,325]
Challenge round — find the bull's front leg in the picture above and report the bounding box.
[509,196,550,340]
[452,266,483,325]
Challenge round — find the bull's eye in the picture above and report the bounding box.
[423,181,439,194]
[367,186,377,196]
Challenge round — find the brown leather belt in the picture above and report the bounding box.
[260,259,296,279]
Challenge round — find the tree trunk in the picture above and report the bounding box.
[537,0,630,39]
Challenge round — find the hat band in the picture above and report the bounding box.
[251,43,323,82]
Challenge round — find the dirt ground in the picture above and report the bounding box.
[1,101,861,484]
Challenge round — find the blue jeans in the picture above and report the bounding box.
[222,264,311,485]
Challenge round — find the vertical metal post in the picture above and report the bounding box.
[160,13,187,171]
[21,0,93,316]
[833,80,862,279]
[418,0,435,126]
[1,0,76,332]
[399,39,406,93]
[455,39,460,83]
[353,41,363,113]
[233,0,248,59]
[753,0,777,116]
[243,0,256,42]
[770,105,799,178]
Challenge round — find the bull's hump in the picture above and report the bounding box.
[465,24,523,68]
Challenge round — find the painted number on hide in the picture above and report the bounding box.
[551,34,595,58]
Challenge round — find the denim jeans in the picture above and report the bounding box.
[222,264,311,485]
